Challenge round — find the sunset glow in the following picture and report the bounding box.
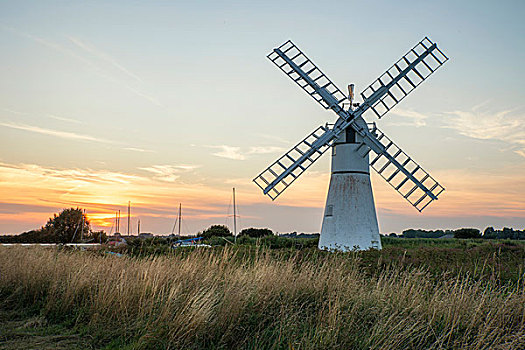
[1,1,524,235]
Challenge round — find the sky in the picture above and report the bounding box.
[1,0,524,235]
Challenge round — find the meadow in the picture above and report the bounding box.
[0,238,524,349]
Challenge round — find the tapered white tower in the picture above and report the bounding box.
[319,123,381,251]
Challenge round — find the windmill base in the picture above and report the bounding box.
[318,143,381,252]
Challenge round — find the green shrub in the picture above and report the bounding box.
[201,225,232,239]
[239,227,273,238]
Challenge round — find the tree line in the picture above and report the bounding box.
[392,227,525,240]
[199,225,274,239]
[2,208,523,243]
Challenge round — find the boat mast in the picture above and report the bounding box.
[178,203,182,236]
[233,187,237,243]
[80,209,85,241]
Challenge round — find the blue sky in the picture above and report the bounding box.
[1,0,524,234]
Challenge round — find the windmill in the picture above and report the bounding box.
[253,37,448,251]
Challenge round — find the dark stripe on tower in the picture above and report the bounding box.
[332,170,370,175]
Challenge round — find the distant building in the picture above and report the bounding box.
[138,233,154,239]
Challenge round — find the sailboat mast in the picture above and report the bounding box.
[233,187,237,242]
[127,201,131,235]
[80,209,85,241]
[178,203,181,236]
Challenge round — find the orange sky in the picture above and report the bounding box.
[1,160,523,235]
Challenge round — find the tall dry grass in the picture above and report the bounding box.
[0,246,523,349]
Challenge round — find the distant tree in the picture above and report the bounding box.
[0,208,109,244]
[480,227,525,240]
[484,227,495,235]
[280,231,297,237]
[483,227,496,239]
[502,227,515,239]
[388,233,398,237]
[44,208,90,243]
[201,225,232,239]
[239,228,273,238]
[402,229,445,238]
[453,228,481,239]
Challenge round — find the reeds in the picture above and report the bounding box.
[0,246,523,349]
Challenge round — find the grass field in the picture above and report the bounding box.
[1,238,524,349]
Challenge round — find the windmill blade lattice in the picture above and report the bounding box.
[268,40,348,111]
[364,124,445,211]
[253,124,334,200]
[359,37,448,120]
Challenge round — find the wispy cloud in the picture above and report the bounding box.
[515,150,525,158]
[1,26,161,106]
[47,114,83,124]
[0,162,141,186]
[206,145,285,160]
[256,133,292,145]
[388,108,428,127]
[0,121,115,144]
[123,147,155,153]
[4,107,83,125]
[2,107,26,116]
[2,25,99,71]
[443,107,525,157]
[139,164,199,182]
[2,111,153,151]
[66,35,143,83]
[43,167,141,185]
[210,146,246,160]
[248,146,286,154]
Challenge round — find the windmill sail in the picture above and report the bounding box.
[268,40,348,112]
[363,124,444,211]
[359,37,448,119]
[256,39,355,200]
[255,37,448,211]
[253,124,335,200]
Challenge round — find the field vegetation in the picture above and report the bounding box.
[1,238,524,349]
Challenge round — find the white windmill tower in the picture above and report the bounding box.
[253,37,448,251]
